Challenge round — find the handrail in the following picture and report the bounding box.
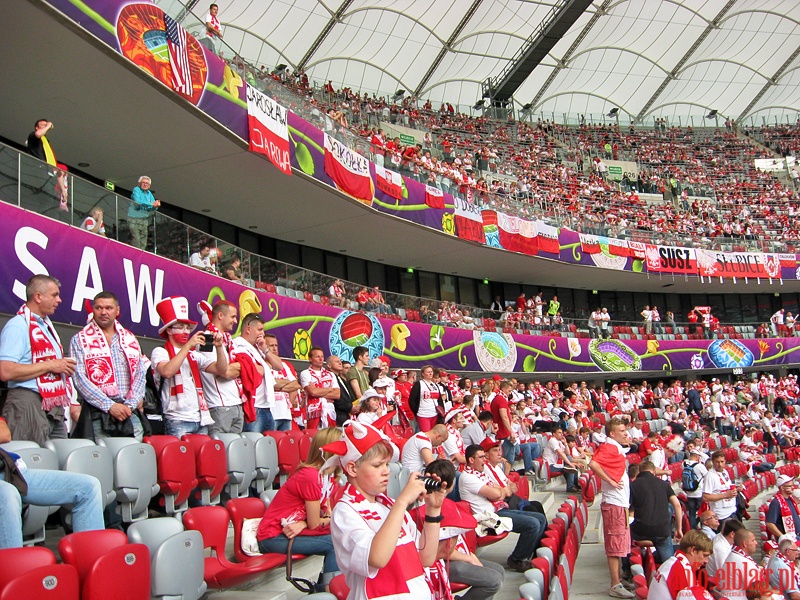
[1,142,782,333]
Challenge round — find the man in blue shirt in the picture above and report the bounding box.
[128,175,161,250]
[0,275,76,444]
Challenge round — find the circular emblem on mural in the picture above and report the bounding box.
[707,339,755,369]
[590,243,627,271]
[329,311,385,364]
[690,353,705,370]
[473,331,517,372]
[588,339,641,372]
[116,3,208,105]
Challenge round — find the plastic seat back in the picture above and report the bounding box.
[0,546,56,591]
[82,543,150,600]
[386,461,402,499]
[61,444,117,508]
[145,436,197,514]
[58,529,129,584]
[11,447,59,544]
[226,497,267,563]
[0,440,41,452]
[128,516,207,600]
[253,435,279,492]
[224,436,257,498]
[43,439,96,469]
[273,433,301,478]
[0,563,79,600]
[185,435,228,505]
[98,439,159,522]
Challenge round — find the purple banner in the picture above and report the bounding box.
[3,203,800,374]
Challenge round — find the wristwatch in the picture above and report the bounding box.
[424,514,444,523]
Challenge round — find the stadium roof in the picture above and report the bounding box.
[218,0,800,125]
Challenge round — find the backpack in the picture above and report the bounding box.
[141,366,165,435]
[681,461,700,492]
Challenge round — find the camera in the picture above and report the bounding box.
[416,475,442,494]
[198,332,214,352]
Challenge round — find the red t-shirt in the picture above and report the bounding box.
[257,467,329,539]
[491,393,512,440]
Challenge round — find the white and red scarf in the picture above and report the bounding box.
[464,466,507,511]
[165,343,213,426]
[776,492,800,536]
[17,304,74,409]
[76,320,141,399]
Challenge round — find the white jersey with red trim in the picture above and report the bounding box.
[648,551,694,600]
[331,484,431,600]
[299,366,339,426]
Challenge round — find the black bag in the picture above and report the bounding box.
[142,366,165,435]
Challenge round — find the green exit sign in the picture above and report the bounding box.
[105,181,115,191]
[400,134,416,145]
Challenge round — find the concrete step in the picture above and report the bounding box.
[530,491,556,515]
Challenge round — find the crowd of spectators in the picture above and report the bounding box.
[242,62,800,252]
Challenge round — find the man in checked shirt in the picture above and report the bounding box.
[70,291,148,440]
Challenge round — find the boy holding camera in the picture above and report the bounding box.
[325,419,445,600]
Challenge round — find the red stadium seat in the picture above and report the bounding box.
[182,434,229,505]
[144,435,198,514]
[183,506,285,589]
[58,530,150,600]
[0,546,57,592]
[0,564,79,600]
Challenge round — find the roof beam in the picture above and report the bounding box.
[530,0,612,109]
[414,0,484,97]
[738,42,800,122]
[297,0,354,71]
[634,0,737,123]
[483,0,596,104]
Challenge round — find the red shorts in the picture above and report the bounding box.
[601,503,631,557]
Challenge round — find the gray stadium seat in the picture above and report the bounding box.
[97,438,159,522]
[61,444,117,508]
[44,438,95,469]
[519,580,543,600]
[3,445,59,545]
[213,433,256,499]
[0,440,41,452]
[128,517,208,600]
[251,435,278,493]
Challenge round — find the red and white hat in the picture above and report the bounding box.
[197,300,213,327]
[392,369,407,378]
[321,414,398,470]
[156,296,197,338]
[443,406,463,423]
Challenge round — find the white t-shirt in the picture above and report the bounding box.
[197,339,241,409]
[189,252,212,270]
[151,346,215,422]
[231,338,276,409]
[271,361,296,421]
[441,427,464,460]
[706,533,732,579]
[543,436,566,466]
[703,468,736,519]
[81,215,105,235]
[684,460,708,499]
[717,549,762,600]
[416,381,440,418]
[458,468,495,514]
[401,433,432,474]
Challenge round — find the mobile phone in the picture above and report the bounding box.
[199,332,214,352]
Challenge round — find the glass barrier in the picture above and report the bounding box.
[2,141,785,339]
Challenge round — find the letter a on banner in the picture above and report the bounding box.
[246,86,292,175]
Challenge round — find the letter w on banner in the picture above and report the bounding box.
[453,197,485,244]
[246,86,292,175]
[323,134,373,204]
